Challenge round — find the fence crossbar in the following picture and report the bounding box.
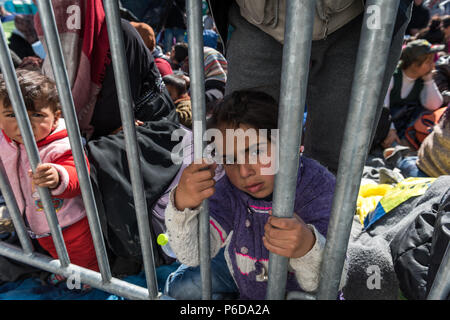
[102,0,159,299]
[34,0,113,283]
[0,241,152,300]
[0,19,70,268]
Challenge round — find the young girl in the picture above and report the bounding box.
[164,90,347,300]
[381,39,444,149]
[0,69,99,285]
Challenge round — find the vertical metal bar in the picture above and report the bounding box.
[265,0,316,300]
[427,242,450,300]
[0,161,34,255]
[0,20,70,267]
[186,0,211,300]
[102,0,158,299]
[34,0,112,282]
[316,0,400,300]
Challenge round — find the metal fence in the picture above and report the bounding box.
[0,0,448,301]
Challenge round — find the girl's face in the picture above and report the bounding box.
[216,124,277,198]
[0,99,60,144]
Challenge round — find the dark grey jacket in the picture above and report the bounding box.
[390,177,450,300]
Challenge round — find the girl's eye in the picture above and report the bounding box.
[31,113,44,118]
[251,148,264,157]
[6,113,15,118]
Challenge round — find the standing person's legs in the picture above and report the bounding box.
[304,15,363,174]
[224,2,411,174]
[224,3,283,102]
[225,3,360,173]
[305,3,412,174]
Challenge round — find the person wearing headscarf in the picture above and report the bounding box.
[34,0,178,139]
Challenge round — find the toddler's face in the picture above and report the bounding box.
[0,100,60,144]
[216,124,277,199]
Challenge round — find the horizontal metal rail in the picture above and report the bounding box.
[0,241,152,300]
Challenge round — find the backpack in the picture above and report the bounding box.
[405,106,448,150]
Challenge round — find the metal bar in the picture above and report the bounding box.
[0,241,152,300]
[102,0,158,299]
[286,291,317,301]
[316,0,400,300]
[0,19,70,267]
[186,0,211,300]
[427,242,450,300]
[265,0,315,300]
[34,0,112,282]
[0,161,34,254]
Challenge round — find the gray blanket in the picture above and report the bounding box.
[343,175,450,300]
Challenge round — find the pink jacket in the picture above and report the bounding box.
[0,119,87,237]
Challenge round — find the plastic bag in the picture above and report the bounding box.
[363,178,436,230]
[356,183,393,225]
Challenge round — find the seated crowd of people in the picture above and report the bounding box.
[0,0,448,301]
[372,4,450,180]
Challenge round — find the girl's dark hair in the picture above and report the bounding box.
[399,51,433,70]
[207,90,279,134]
[0,69,60,113]
[163,74,187,96]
